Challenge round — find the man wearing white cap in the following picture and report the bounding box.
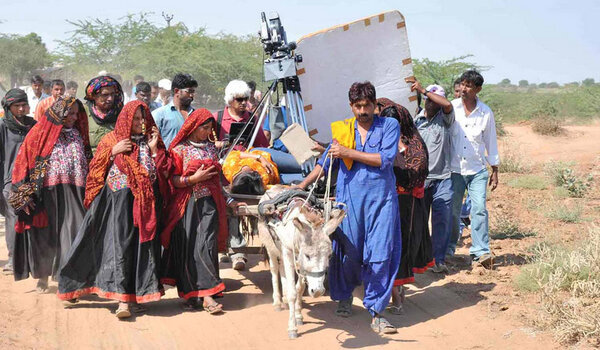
[409,77,455,273]
[156,78,173,107]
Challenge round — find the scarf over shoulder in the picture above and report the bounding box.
[330,116,356,170]
[84,100,170,243]
[9,97,91,232]
[161,108,228,251]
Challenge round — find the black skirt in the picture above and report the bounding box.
[160,196,225,300]
[13,184,85,281]
[395,194,434,286]
[57,184,163,303]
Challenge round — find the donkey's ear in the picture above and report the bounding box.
[292,217,311,233]
[322,209,346,236]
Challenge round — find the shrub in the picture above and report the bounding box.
[544,161,576,186]
[490,212,536,240]
[507,175,548,190]
[545,204,583,223]
[516,228,600,344]
[544,161,593,198]
[531,116,565,136]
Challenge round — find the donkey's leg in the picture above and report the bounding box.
[279,257,288,306]
[282,248,298,339]
[294,277,305,325]
[268,255,283,311]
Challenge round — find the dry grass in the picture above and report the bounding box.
[516,227,600,344]
[498,141,530,174]
[531,116,565,136]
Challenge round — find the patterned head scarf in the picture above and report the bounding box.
[84,100,169,243]
[84,75,124,126]
[1,88,35,133]
[9,97,91,232]
[377,97,429,192]
[161,108,228,251]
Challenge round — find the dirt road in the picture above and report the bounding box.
[0,216,556,350]
[3,123,593,350]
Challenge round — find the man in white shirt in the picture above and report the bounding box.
[448,70,499,268]
[26,75,48,113]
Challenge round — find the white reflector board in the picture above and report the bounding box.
[296,11,417,143]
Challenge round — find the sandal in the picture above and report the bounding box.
[115,306,131,319]
[129,303,147,314]
[62,299,78,308]
[335,298,353,318]
[36,278,49,294]
[371,316,397,334]
[203,301,223,315]
[388,305,404,315]
[183,298,203,311]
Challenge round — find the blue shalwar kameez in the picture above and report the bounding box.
[319,116,402,316]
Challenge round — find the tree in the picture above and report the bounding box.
[539,82,548,88]
[547,82,560,88]
[518,80,529,87]
[56,13,264,108]
[565,81,579,88]
[56,13,158,74]
[412,55,490,93]
[0,33,52,87]
[499,78,511,86]
[582,78,595,87]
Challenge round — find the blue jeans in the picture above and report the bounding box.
[252,148,304,184]
[424,178,453,265]
[449,169,490,257]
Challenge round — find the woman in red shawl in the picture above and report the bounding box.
[377,98,433,315]
[57,100,170,319]
[9,97,92,292]
[160,108,243,314]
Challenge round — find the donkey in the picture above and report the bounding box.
[257,186,345,339]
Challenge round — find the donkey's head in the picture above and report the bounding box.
[292,207,346,298]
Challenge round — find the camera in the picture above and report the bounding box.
[259,12,302,81]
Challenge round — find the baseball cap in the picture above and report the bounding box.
[424,84,445,99]
[158,79,172,90]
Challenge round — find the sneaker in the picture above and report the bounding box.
[431,263,449,274]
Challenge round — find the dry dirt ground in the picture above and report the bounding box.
[1,124,598,350]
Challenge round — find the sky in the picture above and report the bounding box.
[0,0,598,84]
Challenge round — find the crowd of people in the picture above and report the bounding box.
[0,69,499,335]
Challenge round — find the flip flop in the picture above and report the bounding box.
[203,302,223,315]
[387,305,404,315]
[335,298,353,318]
[371,316,397,334]
[62,299,78,308]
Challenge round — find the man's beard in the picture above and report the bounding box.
[180,97,193,109]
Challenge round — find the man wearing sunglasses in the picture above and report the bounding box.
[152,73,197,148]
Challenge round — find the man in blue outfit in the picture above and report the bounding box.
[297,81,401,335]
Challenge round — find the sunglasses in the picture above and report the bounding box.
[234,97,249,102]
